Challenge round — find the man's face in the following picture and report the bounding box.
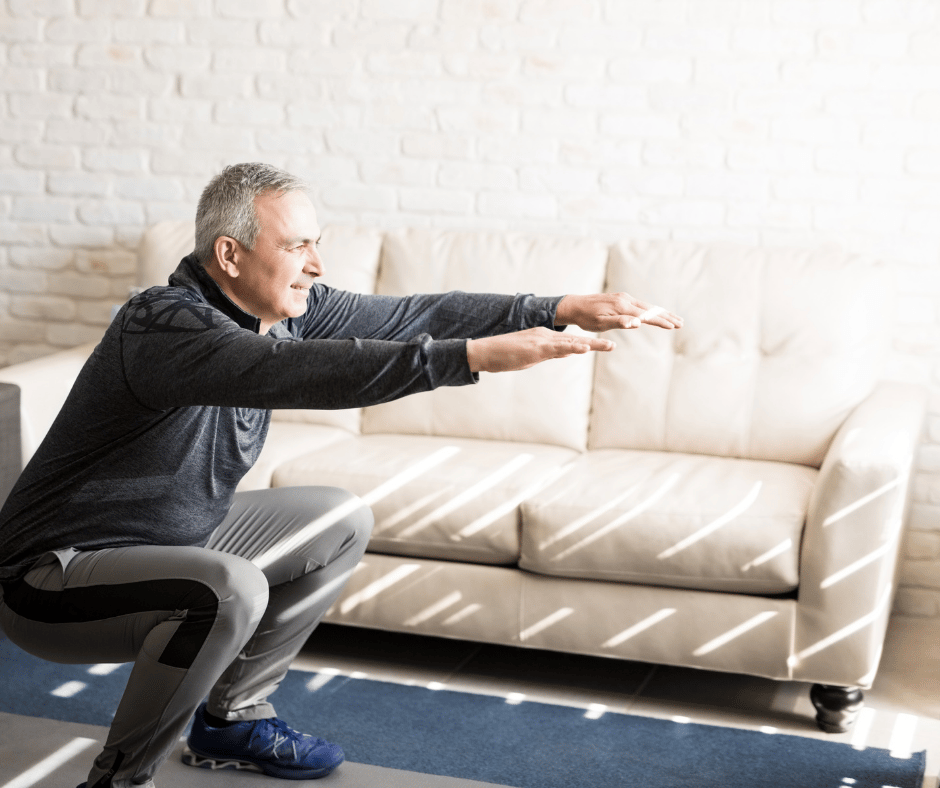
[230,189,323,333]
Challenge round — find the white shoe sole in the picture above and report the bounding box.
[181,746,262,773]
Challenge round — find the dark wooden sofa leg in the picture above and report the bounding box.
[810,684,864,733]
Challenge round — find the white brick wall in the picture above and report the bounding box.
[2,0,940,615]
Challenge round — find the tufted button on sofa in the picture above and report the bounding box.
[0,223,925,733]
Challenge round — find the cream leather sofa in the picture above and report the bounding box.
[0,222,925,733]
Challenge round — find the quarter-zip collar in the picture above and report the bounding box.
[169,253,264,334]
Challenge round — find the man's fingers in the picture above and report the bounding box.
[541,334,613,360]
[582,336,615,351]
[557,293,683,332]
[553,336,615,356]
[635,305,683,329]
[615,294,683,329]
[468,329,616,373]
[639,305,666,322]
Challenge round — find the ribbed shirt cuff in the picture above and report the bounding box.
[425,337,479,388]
[536,295,567,331]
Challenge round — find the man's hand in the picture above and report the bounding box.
[555,293,683,332]
[466,327,615,373]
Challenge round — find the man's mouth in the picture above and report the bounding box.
[291,274,316,291]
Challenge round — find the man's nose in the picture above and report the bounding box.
[307,246,324,276]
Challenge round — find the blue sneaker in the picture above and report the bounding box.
[181,703,344,779]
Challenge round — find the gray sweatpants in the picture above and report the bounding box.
[0,486,374,788]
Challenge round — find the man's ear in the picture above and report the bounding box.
[212,236,241,278]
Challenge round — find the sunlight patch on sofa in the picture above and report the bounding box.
[822,477,900,528]
[520,607,574,641]
[404,591,463,626]
[692,611,778,657]
[453,464,567,541]
[338,564,422,615]
[601,608,676,648]
[741,538,792,573]
[360,446,463,507]
[537,483,642,550]
[550,473,680,563]
[789,585,892,667]
[820,539,897,589]
[658,481,762,560]
[442,603,483,626]
[374,488,451,533]
[398,453,534,539]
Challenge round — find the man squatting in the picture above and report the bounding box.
[0,163,682,788]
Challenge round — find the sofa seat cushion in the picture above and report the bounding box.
[271,434,579,565]
[520,449,817,594]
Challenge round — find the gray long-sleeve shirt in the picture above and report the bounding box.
[0,254,563,581]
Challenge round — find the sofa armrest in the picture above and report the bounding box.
[793,381,927,686]
[0,343,97,468]
[0,382,21,507]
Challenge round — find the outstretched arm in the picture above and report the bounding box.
[298,286,560,342]
[466,327,614,373]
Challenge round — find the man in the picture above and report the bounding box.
[0,163,682,788]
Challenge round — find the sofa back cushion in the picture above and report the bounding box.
[138,220,196,289]
[136,221,383,434]
[589,241,892,467]
[361,229,609,451]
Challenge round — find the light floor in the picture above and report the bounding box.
[3,614,939,788]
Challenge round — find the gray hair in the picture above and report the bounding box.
[194,162,309,264]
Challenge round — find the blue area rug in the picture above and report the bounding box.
[0,637,926,788]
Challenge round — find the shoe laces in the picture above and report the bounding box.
[250,717,329,762]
